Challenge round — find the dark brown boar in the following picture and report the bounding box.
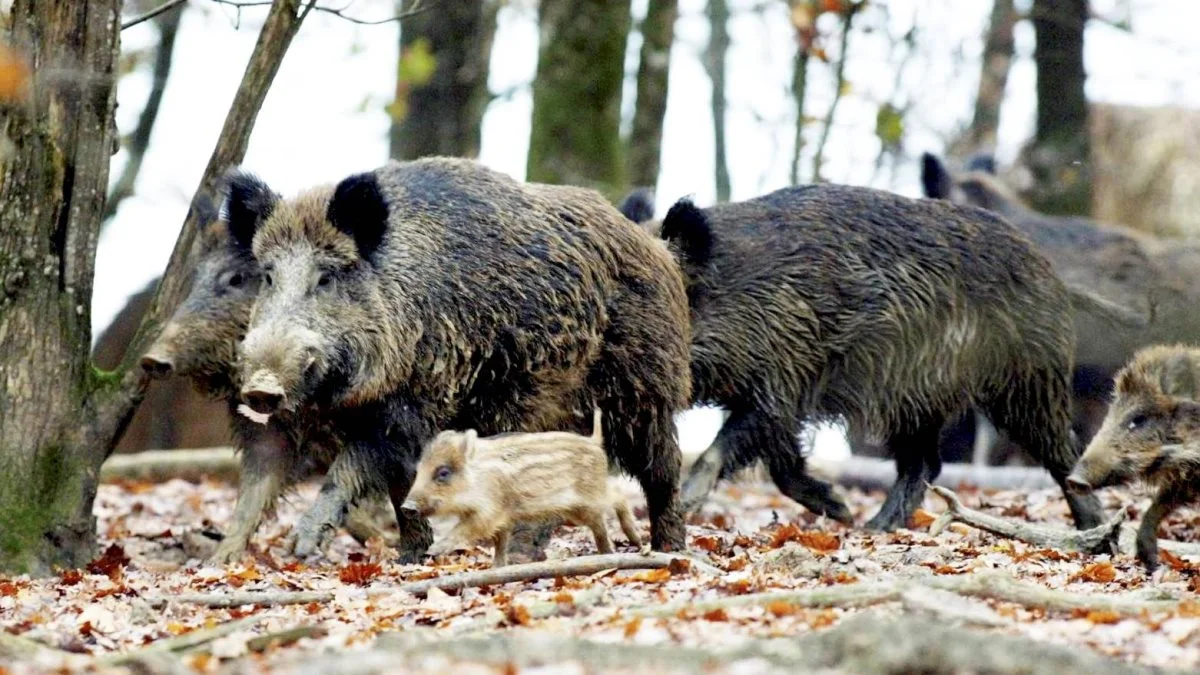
[230,157,692,555]
[139,199,408,564]
[1067,344,1200,570]
[922,152,1200,461]
[659,185,1105,532]
[403,409,641,567]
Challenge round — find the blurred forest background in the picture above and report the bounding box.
[88,0,1200,453]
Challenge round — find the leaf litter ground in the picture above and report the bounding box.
[2,473,1199,673]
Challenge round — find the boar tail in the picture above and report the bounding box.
[1064,283,1149,328]
[592,408,604,444]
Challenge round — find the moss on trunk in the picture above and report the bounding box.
[527,0,631,200]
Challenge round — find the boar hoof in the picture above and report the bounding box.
[292,525,333,559]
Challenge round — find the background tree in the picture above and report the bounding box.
[527,0,631,199]
[389,0,498,161]
[1024,0,1091,215]
[0,0,310,576]
[627,0,678,194]
[704,0,731,202]
[952,0,1016,156]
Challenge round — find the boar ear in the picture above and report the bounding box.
[328,171,388,263]
[920,152,953,199]
[463,429,478,461]
[617,188,656,224]
[661,197,714,267]
[1115,367,1152,398]
[221,169,278,252]
[1161,351,1199,399]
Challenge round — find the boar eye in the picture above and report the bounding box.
[227,272,245,289]
[317,272,333,289]
[1127,414,1148,431]
[434,465,453,483]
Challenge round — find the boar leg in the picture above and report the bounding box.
[491,528,511,567]
[986,379,1106,531]
[614,498,643,546]
[1136,485,1188,571]
[577,509,615,554]
[210,427,289,565]
[608,405,686,552]
[679,408,774,514]
[865,418,944,531]
[506,521,555,563]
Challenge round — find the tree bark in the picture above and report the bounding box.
[0,0,311,576]
[704,0,730,202]
[0,0,123,576]
[526,0,631,200]
[1025,0,1092,215]
[627,0,677,191]
[388,0,497,160]
[788,41,809,186]
[103,1,183,224]
[962,0,1016,153]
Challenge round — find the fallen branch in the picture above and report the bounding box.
[0,631,67,659]
[100,447,238,483]
[808,456,1058,492]
[146,552,717,608]
[96,615,265,666]
[929,485,1124,554]
[627,571,1181,620]
[1118,526,1200,559]
[246,624,327,652]
[307,613,1161,675]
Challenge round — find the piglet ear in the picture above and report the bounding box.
[221,168,278,252]
[463,429,478,461]
[920,152,953,199]
[1115,367,1151,398]
[328,171,388,262]
[1161,351,1199,399]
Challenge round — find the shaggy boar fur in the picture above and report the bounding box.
[660,186,1105,532]
[231,157,691,554]
[140,199,410,564]
[1068,345,1200,570]
[404,409,641,566]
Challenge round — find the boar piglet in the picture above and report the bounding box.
[403,410,642,567]
[1068,345,1200,570]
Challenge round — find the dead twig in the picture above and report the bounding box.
[145,589,332,609]
[211,0,428,26]
[246,625,327,652]
[96,615,265,666]
[929,485,1124,554]
[121,0,189,30]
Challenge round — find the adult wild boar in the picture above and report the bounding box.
[139,199,402,564]
[922,153,1200,456]
[231,157,692,554]
[661,185,1105,532]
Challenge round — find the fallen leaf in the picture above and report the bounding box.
[702,608,729,621]
[86,544,131,580]
[667,558,692,576]
[623,616,642,638]
[766,601,800,617]
[1158,548,1190,572]
[59,569,83,586]
[165,622,189,636]
[339,562,382,586]
[624,568,671,584]
[0,582,18,597]
[726,557,749,571]
[909,508,937,529]
[504,603,531,626]
[1085,610,1122,625]
[771,524,840,553]
[807,609,838,629]
[1073,562,1117,584]
[694,536,724,553]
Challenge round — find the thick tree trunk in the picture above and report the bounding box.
[704,0,730,202]
[1025,0,1091,215]
[0,0,311,576]
[0,0,122,575]
[526,0,630,199]
[388,0,497,160]
[627,0,677,191]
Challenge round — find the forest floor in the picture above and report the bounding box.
[2,469,1199,674]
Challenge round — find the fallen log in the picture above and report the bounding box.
[929,485,1124,553]
[100,447,238,483]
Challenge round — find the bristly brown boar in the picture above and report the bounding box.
[404,409,642,566]
[1068,344,1200,570]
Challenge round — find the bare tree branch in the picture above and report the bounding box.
[211,0,428,26]
[121,0,190,30]
[811,2,862,182]
[106,4,184,223]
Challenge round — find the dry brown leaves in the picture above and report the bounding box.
[769,524,840,552]
[338,562,383,586]
[1072,562,1118,584]
[85,543,131,580]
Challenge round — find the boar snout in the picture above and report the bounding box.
[140,352,175,379]
[241,369,287,415]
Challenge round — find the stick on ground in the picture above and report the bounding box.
[929,485,1124,553]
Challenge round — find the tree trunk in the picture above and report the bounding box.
[526,0,631,199]
[627,0,677,191]
[0,0,122,575]
[957,0,1016,153]
[1025,0,1091,215]
[0,0,311,576]
[388,0,497,161]
[788,39,809,186]
[704,0,730,202]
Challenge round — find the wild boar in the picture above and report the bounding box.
[921,152,1200,454]
[139,197,410,564]
[403,409,641,566]
[230,157,691,555]
[1067,344,1200,570]
[656,186,1105,532]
